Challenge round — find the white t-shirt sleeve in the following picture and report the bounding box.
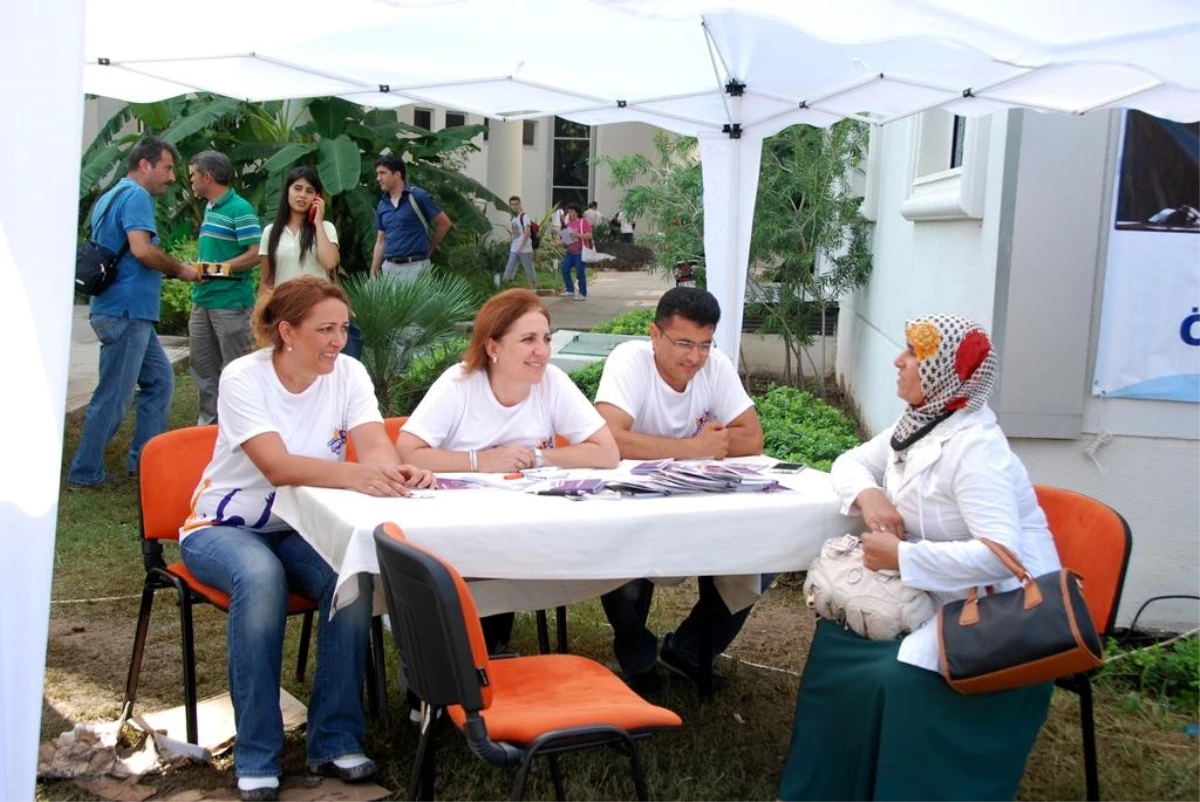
[401,364,466,448]
[217,361,279,449]
[343,358,384,431]
[546,366,606,443]
[260,223,273,250]
[708,349,754,423]
[322,220,340,245]
[594,343,644,418]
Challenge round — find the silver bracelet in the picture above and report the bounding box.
[468,449,478,472]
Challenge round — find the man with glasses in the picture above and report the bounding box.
[594,286,765,695]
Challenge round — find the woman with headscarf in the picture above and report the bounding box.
[777,314,1061,801]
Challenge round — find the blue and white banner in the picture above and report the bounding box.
[1093,111,1200,402]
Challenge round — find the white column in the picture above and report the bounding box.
[485,120,524,233]
[698,131,763,370]
[0,2,86,798]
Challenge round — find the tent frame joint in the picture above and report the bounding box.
[617,99,627,108]
[722,123,743,139]
[724,79,746,97]
[98,57,110,66]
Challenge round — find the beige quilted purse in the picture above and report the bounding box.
[804,533,936,641]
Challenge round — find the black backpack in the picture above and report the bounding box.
[75,185,133,296]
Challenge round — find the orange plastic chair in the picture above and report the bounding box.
[120,425,318,744]
[1035,485,1133,802]
[344,415,408,463]
[373,522,682,801]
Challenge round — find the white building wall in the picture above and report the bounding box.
[839,108,1200,631]
[838,112,1012,433]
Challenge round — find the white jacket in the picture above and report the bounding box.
[831,407,1061,672]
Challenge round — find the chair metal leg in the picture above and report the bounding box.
[695,576,717,698]
[536,609,551,654]
[1079,674,1100,801]
[295,610,314,682]
[624,739,650,801]
[408,706,442,801]
[372,615,389,726]
[555,606,568,654]
[511,749,538,801]
[548,753,567,801]
[177,588,200,745]
[121,580,158,724]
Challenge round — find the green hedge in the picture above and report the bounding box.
[591,308,654,335]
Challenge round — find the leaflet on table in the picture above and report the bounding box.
[630,458,766,478]
[527,478,608,496]
[607,463,784,496]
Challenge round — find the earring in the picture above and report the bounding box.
[286,345,293,352]
[490,355,497,364]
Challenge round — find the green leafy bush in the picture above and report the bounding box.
[1099,635,1199,715]
[388,337,469,416]
[567,362,605,403]
[158,280,193,336]
[592,308,655,335]
[757,384,861,471]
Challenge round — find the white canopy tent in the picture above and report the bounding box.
[3,0,1197,796]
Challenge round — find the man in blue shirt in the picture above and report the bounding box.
[368,154,452,280]
[68,137,201,489]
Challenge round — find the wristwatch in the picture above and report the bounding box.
[533,448,545,469]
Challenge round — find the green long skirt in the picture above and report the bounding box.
[777,619,1053,801]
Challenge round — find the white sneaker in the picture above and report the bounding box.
[574,293,587,301]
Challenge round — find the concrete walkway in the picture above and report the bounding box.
[64,268,674,419]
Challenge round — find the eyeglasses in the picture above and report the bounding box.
[655,324,713,353]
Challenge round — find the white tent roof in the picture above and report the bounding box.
[85,0,1200,135]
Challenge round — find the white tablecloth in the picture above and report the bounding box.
[273,458,852,617]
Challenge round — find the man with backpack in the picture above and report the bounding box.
[501,195,538,291]
[68,136,201,489]
[369,154,452,281]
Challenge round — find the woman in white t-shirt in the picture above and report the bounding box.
[180,276,433,801]
[259,166,340,293]
[396,288,619,650]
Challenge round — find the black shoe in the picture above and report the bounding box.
[658,637,731,693]
[309,756,377,783]
[625,667,663,697]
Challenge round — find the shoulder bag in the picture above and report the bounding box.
[75,185,134,296]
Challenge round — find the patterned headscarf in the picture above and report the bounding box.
[890,314,998,461]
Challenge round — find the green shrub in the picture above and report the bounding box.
[388,337,469,416]
[756,384,861,471]
[567,361,605,403]
[158,280,193,336]
[592,308,655,335]
[1099,635,1200,715]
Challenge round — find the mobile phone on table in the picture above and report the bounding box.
[770,462,807,474]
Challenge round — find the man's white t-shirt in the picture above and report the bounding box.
[402,362,605,451]
[594,340,754,438]
[509,213,533,254]
[584,209,603,230]
[261,221,339,285]
[182,349,382,539]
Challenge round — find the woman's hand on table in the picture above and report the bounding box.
[348,462,433,497]
[478,444,536,473]
[855,488,906,539]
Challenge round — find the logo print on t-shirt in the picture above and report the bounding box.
[538,436,555,450]
[692,410,713,436]
[328,426,348,456]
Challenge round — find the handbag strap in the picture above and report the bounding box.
[959,538,1043,625]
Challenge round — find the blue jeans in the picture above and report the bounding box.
[68,315,174,485]
[600,574,774,677]
[180,526,371,778]
[561,252,586,297]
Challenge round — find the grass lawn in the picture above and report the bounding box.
[39,374,1199,800]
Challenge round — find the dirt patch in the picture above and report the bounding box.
[593,240,656,271]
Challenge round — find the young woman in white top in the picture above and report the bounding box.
[180,276,434,801]
[396,288,619,649]
[777,314,1061,801]
[259,166,340,293]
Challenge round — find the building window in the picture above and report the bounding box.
[445,111,466,128]
[413,108,433,131]
[522,120,537,147]
[950,115,967,169]
[901,111,989,222]
[551,117,590,210]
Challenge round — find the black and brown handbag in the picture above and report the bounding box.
[938,538,1103,694]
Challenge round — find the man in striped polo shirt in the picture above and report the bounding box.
[188,150,262,424]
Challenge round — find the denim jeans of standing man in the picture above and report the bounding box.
[181,526,372,779]
[601,574,775,680]
[68,315,174,486]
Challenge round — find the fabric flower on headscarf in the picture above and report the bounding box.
[890,314,998,461]
[906,321,941,361]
